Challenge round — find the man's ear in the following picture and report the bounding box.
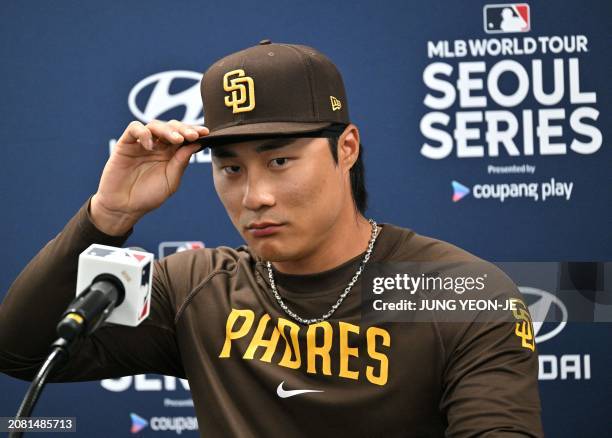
[338,124,360,172]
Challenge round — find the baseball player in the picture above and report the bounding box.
[0,41,543,437]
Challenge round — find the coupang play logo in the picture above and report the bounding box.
[450,180,470,202]
[419,4,602,204]
[130,413,148,434]
[450,178,573,203]
[129,412,199,435]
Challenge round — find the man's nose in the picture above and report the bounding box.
[242,174,275,210]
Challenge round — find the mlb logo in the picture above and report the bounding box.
[158,241,205,259]
[484,4,530,34]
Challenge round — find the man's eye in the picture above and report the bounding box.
[222,165,241,175]
[270,158,289,168]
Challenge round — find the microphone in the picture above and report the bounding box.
[56,244,154,342]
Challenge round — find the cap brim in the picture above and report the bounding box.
[193,121,333,147]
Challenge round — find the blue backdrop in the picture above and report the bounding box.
[1,0,610,436]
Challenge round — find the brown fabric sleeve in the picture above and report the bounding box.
[0,197,185,381]
[437,272,544,437]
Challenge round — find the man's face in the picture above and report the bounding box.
[211,136,348,262]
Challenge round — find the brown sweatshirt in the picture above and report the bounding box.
[0,197,543,437]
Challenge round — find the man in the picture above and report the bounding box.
[0,41,543,437]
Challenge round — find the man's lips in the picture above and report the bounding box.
[245,222,284,237]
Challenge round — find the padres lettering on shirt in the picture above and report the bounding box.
[219,309,391,386]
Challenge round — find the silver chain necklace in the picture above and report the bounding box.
[265,219,379,325]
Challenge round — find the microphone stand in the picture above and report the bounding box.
[8,339,70,438]
[9,282,119,438]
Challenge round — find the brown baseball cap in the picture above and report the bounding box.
[195,40,350,146]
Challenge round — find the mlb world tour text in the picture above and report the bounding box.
[420,35,601,159]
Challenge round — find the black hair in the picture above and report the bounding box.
[328,137,368,215]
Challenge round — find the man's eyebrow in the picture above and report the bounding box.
[211,147,237,158]
[255,138,296,153]
[211,138,297,158]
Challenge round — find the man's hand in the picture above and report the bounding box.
[90,120,209,236]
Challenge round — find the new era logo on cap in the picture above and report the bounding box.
[330,96,342,111]
[484,4,530,34]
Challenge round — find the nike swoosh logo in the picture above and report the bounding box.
[276,381,324,398]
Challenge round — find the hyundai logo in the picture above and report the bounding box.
[520,286,568,343]
[128,70,203,125]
